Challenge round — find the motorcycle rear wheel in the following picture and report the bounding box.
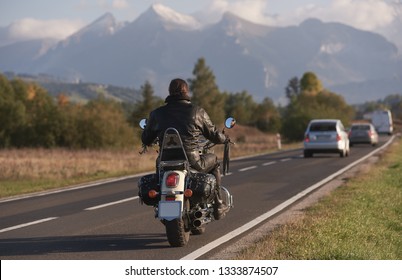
[165,200,190,247]
[165,218,190,247]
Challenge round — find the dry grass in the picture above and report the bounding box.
[0,125,300,198]
[0,147,158,197]
[0,148,156,181]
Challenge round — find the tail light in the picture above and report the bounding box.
[184,189,193,198]
[304,133,310,143]
[166,172,179,188]
[336,134,342,141]
[148,189,158,198]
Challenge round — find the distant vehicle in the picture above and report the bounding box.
[349,123,379,147]
[371,110,393,135]
[303,119,350,158]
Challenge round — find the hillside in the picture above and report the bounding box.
[3,72,141,103]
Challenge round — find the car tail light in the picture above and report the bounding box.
[166,172,179,188]
[336,134,342,141]
[304,134,310,143]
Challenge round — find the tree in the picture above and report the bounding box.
[224,91,257,125]
[254,97,281,133]
[0,75,141,149]
[130,81,163,127]
[13,83,62,147]
[188,58,225,124]
[75,97,136,149]
[0,75,26,147]
[281,72,354,141]
[300,72,323,95]
[285,76,300,101]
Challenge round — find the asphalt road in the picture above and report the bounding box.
[0,135,393,260]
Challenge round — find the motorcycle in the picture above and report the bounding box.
[137,117,236,247]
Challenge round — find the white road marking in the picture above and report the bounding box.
[262,161,276,166]
[239,166,257,172]
[0,173,149,203]
[0,197,139,233]
[0,217,58,233]
[181,136,395,260]
[85,196,138,210]
[280,158,291,162]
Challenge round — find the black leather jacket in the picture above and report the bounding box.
[141,95,226,161]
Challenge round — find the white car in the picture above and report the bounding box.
[303,119,350,158]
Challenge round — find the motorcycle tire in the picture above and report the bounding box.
[165,200,190,247]
[165,218,190,247]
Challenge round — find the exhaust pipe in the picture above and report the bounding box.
[192,216,212,228]
[194,210,203,219]
[191,208,214,228]
[193,219,202,227]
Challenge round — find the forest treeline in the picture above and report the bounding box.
[1,58,401,149]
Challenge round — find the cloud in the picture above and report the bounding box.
[8,18,85,41]
[200,0,278,25]
[313,0,396,30]
[201,0,401,50]
[204,0,398,31]
[112,0,129,9]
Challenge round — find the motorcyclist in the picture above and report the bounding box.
[141,78,229,219]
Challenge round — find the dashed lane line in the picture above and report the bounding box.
[238,166,258,172]
[0,217,58,233]
[85,196,138,210]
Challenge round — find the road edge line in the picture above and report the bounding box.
[181,136,395,260]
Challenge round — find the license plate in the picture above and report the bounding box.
[317,135,330,139]
[158,201,182,221]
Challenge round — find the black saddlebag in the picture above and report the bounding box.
[138,173,160,206]
[187,172,217,204]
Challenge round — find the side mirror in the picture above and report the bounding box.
[225,117,236,129]
[139,118,147,130]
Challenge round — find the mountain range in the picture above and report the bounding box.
[1,4,401,104]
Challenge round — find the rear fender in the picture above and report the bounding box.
[158,170,187,220]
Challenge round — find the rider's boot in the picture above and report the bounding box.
[211,165,228,220]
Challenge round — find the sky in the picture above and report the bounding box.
[1,0,401,49]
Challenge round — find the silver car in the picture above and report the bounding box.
[348,123,379,146]
[303,119,350,158]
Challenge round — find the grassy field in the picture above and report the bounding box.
[0,148,157,197]
[235,137,402,260]
[0,125,292,198]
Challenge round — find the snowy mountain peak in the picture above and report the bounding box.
[77,12,117,36]
[218,12,273,37]
[146,3,201,30]
[59,13,118,47]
